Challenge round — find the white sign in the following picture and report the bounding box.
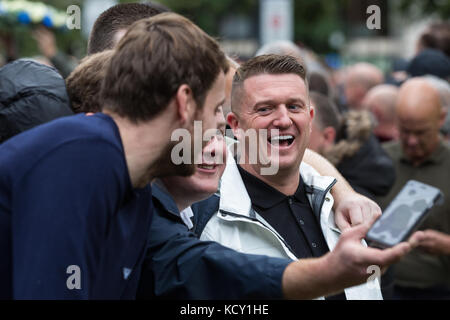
[259,0,293,45]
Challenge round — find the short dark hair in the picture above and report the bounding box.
[66,50,114,113]
[418,21,450,57]
[87,3,167,55]
[308,71,330,97]
[231,54,308,114]
[309,91,341,132]
[100,13,229,123]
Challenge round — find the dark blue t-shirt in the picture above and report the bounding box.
[0,113,153,299]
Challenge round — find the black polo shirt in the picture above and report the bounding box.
[237,165,346,300]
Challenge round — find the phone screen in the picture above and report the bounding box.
[367,180,443,248]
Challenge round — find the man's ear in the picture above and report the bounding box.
[227,112,240,139]
[308,104,315,135]
[175,84,195,126]
[323,126,337,147]
[309,104,315,120]
[438,107,448,129]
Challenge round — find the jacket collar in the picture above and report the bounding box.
[237,164,309,210]
[219,142,337,219]
[219,148,254,218]
[151,181,180,218]
[300,161,337,192]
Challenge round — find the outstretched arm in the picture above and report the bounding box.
[138,203,290,299]
[142,202,416,300]
[282,224,415,299]
[303,148,381,230]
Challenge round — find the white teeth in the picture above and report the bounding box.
[198,164,215,170]
[270,135,294,141]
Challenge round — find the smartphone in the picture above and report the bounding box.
[366,180,444,248]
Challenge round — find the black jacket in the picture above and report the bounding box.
[336,134,396,200]
[137,184,290,299]
[0,59,73,143]
[324,111,395,200]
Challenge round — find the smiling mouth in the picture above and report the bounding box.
[196,164,218,173]
[268,135,295,147]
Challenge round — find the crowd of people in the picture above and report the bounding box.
[0,2,449,300]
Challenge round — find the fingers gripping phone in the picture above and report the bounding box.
[367,180,444,248]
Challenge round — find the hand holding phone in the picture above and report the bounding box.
[366,180,444,248]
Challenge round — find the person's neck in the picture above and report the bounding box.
[108,112,172,189]
[240,163,300,196]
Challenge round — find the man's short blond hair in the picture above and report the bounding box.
[66,50,114,113]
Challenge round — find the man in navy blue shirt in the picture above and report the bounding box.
[0,13,229,299]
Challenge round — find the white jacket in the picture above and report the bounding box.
[199,147,382,300]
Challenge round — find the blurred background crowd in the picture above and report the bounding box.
[1,0,449,116]
[1,0,449,74]
[0,0,450,300]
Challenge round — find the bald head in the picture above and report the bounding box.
[396,77,446,165]
[344,63,384,110]
[397,78,442,120]
[363,84,399,141]
[349,63,384,86]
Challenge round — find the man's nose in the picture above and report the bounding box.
[406,134,419,146]
[272,105,292,128]
[217,111,226,135]
[202,136,224,164]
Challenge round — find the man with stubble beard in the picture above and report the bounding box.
[0,13,228,299]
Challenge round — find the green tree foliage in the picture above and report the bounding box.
[4,0,447,60]
[155,0,257,36]
[155,0,345,53]
[398,0,450,19]
[0,0,85,59]
[293,0,344,53]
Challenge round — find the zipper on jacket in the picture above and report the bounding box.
[218,209,299,259]
[216,177,337,260]
[308,178,337,223]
